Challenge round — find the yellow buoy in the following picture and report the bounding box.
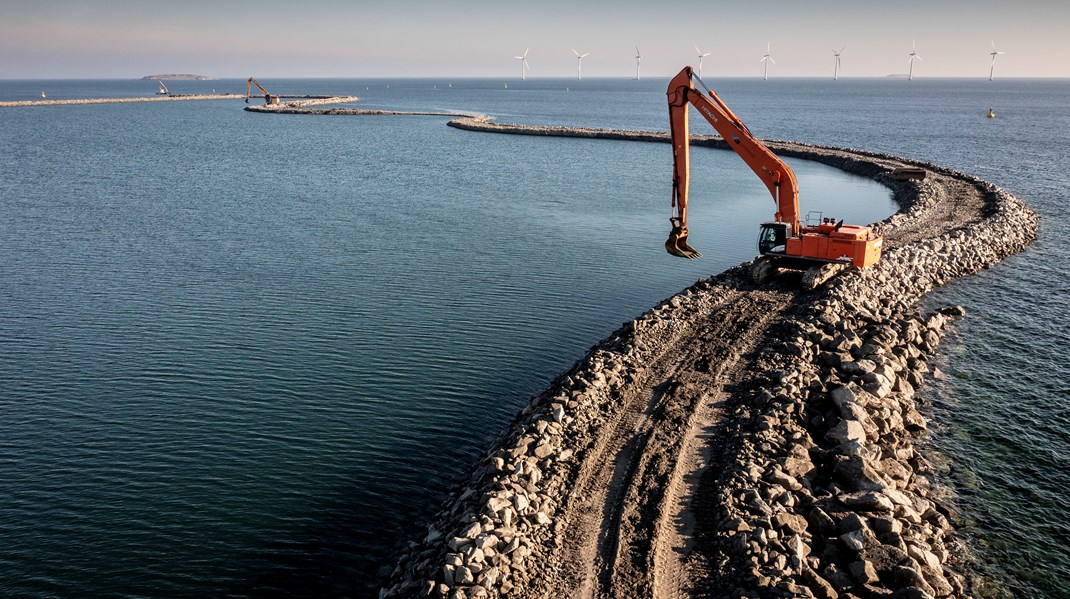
[986,107,996,118]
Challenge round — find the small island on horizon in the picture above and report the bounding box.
[140,74,215,81]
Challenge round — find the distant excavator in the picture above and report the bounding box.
[664,66,882,286]
[245,77,280,105]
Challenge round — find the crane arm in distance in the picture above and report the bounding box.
[246,77,279,105]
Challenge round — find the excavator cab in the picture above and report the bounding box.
[757,222,788,256]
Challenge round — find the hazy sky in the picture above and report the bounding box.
[2,0,1067,79]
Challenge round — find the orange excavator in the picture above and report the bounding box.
[664,66,882,284]
[245,77,280,105]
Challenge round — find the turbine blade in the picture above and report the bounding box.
[572,48,579,56]
[695,45,701,54]
[770,57,776,64]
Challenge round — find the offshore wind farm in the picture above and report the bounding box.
[492,40,1012,81]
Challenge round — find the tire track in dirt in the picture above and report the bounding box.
[546,286,794,599]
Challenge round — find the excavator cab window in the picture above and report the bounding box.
[757,223,788,255]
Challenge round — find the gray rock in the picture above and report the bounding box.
[802,566,840,599]
[848,559,880,584]
[773,512,809,535]
[834,455,889,492]
[837,512,868,533]
[530,511,552,526]
[441,564,457,585]
[839,530,866,552]
[551,406,565,423]
[512,494,529,512]
[827,419,867,445]
[809,507,837,533]
[769,468,803,491]
[888,565,935,596]
[838,491,895,512]
[460,522,482,539]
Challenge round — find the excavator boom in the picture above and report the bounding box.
[246,77,279,105]
[666,66,799,260]
[664,66,881,270]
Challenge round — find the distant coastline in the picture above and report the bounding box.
[140,74,214,81]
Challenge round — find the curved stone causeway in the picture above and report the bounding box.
[248,106,1038,598]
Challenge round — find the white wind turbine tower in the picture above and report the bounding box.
[907,40,922,81]
[989,41,1005,81]
[635,46,642,80]
[515,48,530,80]
[572,48,590,80]
[695,46,711,78]
[832,47,845,80]
[761,42,775,80]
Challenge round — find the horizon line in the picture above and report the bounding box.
[7,75,1070,81]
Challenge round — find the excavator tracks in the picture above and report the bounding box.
[545,284,794,599]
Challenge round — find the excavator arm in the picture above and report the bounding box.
[665,66,800,259]
[245,77,274,104]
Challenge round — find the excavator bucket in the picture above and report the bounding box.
[665,219,702,259]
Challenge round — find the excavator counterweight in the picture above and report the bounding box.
[665,67,882,273]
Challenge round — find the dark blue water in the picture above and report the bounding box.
[0,77,1064,597]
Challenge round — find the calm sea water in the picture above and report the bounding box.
[0,77,1065,597]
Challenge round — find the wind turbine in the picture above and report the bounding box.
[572,48,590,80]
[761,42,775,80]
[635,46,642,80]
[907,40,922,81]
[988,41,1005,81]
[695,46,711,78]
[515,48,530,80]
[832,46,845,80]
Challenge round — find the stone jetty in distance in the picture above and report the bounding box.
[140,74,215,80]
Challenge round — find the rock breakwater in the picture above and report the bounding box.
[242,96,360,112]
[242,100,472,118]
[379,119,1036,598]
[0,94,245,108]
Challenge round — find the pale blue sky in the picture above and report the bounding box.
[2,0,1066,78]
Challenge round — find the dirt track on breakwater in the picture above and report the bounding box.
[239,105,1036,597]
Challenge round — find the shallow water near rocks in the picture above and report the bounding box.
[1,77,1067,597]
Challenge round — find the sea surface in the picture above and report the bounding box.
[0,77,1065,597]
